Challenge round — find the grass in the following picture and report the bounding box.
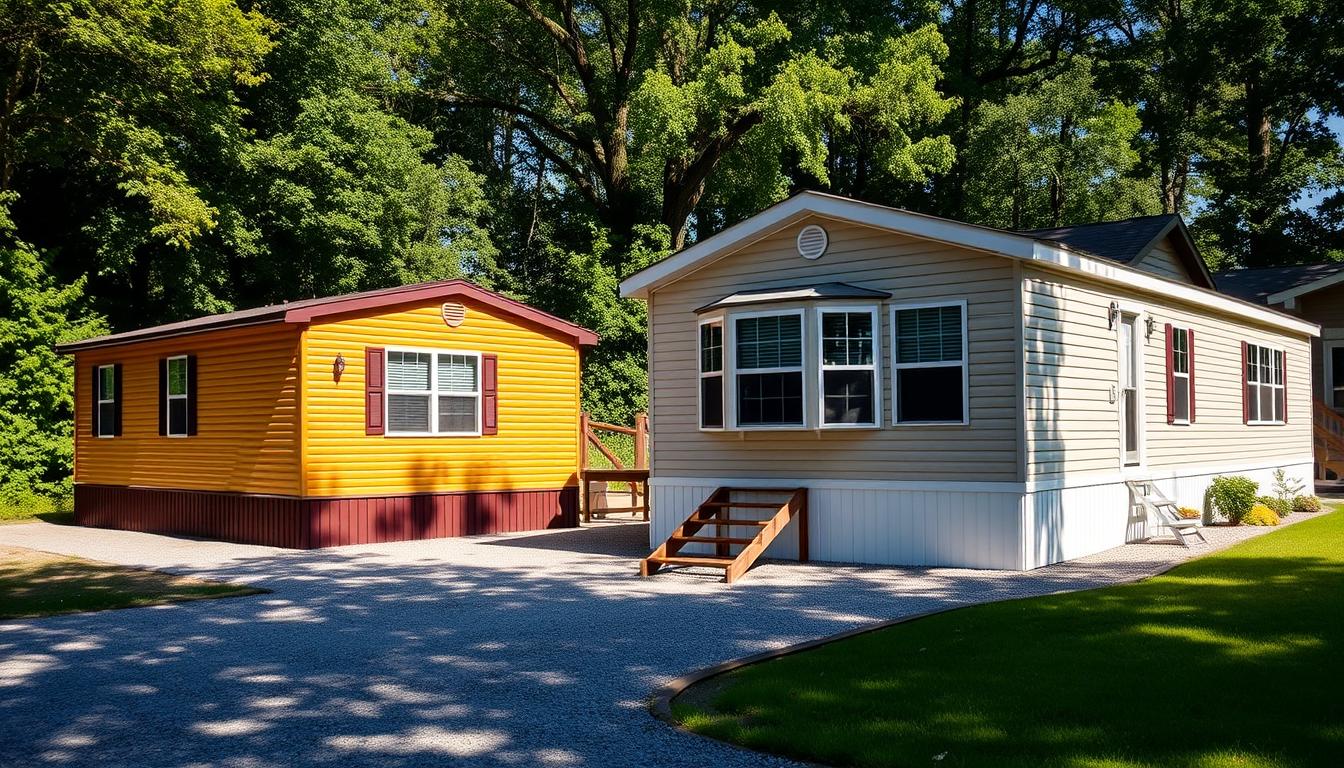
[675,506,1344,768]
[0,546,265,620]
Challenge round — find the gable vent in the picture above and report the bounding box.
[441,302,466,327]
[796,224,828,260]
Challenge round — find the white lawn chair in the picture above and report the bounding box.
[1125,480,1208,548]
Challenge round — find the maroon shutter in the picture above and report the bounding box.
[1193,328,1204,425]
[482,354,499,436]
[158,358,168,436]
[91,365,100,437]
[1241,341,1250,424]
[113,363,124,436]
[1165,324,1175,424]
[365,347,385,435]
[186,355,198,435]
[1282,351,1288,424]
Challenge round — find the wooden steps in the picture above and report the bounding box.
[640,487,808,584]
[1315,399,1344,481]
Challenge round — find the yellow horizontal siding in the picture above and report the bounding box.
[301,298,581,496]
[73,325,302,495]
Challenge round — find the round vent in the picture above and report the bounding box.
[441,301,466,328]
[796,224,828,260]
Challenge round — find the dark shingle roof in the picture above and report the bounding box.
[1025,215,1179,264]
[1214,263,1344,304]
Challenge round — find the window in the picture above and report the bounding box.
[891,303,967,424]
[1328,343,1344,410]
[386,349,481,435]
[166,355,189,437]
[734,312,804,427]
[96,365,117,437]
[818,309,878,426]
[1246,343,1285,425]
[1169,326,1191,424]
[699,319,724,429]
[1120,315,1141,465]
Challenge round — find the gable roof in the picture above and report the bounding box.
[618,191,1316,337]
[57,280,599,353]
[1025,214,1215,288]
[1214,263,1344,305]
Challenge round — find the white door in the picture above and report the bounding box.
[1120,315,1141,466]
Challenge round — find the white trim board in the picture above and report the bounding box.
[1267,268,1344,304]
[619,191,1318,338]
[1023,455,1317,493]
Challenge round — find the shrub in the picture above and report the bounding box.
[1258,495,1291,518]
[1243,504,1281,526]
[1293,495,1324,514]
[1207,475,1259,525]
[1177,506,1202,520]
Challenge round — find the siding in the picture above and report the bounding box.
[73,324,302,495]
[302,297,581,496]
[1297,282,1344,403]
[648,217,1021,482]
[1023,265,1313,482]
[1132,238,1192,283]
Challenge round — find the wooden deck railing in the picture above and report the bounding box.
[579,413,650,522]
[1314,399,1344,481]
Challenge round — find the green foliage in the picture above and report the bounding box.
[0,198,107,506]
[1293,495,1324,514]
[1257,495,1292,518]
[1208,475,1260,525]
[1243,503,1282,526]
[1271,468,1305,503]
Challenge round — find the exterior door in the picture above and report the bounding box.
[1120,314,1141,466]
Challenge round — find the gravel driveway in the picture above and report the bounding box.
[0,517,1305,767]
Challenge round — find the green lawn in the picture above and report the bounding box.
[676,508,1344,768]
[0,546,265,619]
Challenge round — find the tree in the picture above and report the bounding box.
[0,196,106,506]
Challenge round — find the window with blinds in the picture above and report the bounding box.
[386,349,481,434]
[734,312,804,426]
[892,303,967,424]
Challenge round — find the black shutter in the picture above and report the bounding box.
[91,365,100,437]
[186,355,199,435]
[113,363,123,436]
[158,358,168,436]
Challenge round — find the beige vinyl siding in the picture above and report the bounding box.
[1024,265,1312,482]
[648,217,1020,482]
[1132,239,1193,283]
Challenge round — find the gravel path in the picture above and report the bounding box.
[0,515,1315,768]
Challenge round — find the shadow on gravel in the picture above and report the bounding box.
[0,521,1239,768]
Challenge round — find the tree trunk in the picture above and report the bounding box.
[1244,80,1274,267]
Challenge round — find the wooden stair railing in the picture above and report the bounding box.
[1314,399,1344,481]
[640,487,808,584]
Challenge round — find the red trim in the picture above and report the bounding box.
[74,485,579,548]
[365,347,385,435]
[1241,341,1250,424]
[1193,324,1204,419]
[482,353,499,435]
[1283,351,1288,424]
[1164,323,1175,424]
[283,281,599,346]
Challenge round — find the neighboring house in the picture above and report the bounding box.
[57,281,597,547]
[1217,262,1344,481]
[620,192,1317,572]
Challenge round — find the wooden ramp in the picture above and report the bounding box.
[640,487,807,584]
[1315,399,1344,482]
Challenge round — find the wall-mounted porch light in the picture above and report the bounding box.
[333,353,346,382]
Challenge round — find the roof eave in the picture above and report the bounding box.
[1266,268,1344,305]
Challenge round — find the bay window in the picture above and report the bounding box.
[734,312,804,427]
[891,302,968,424]
[699,319,724,429]
[818,309,878,426]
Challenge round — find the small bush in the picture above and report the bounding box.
[1208,475,1259,525]
[1293,495,1324,514]
[1177,506,1202,520]
[1243,504,1281,526]
[1258,495,1292,518]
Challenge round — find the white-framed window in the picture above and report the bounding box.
[817,307,879,427]
[1171,326,1191,425]
[732,310,805,428]
[1119,313,1142,465]
[698,317,725,430]
[386,349,481,436]
[96,364,117,438]
[891,301,968,425]
[165,355,190,437]
[1246,343,1285,425]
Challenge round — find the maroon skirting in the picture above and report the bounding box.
[73,484,579,548]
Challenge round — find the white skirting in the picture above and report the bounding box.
[651,458,1315,571]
